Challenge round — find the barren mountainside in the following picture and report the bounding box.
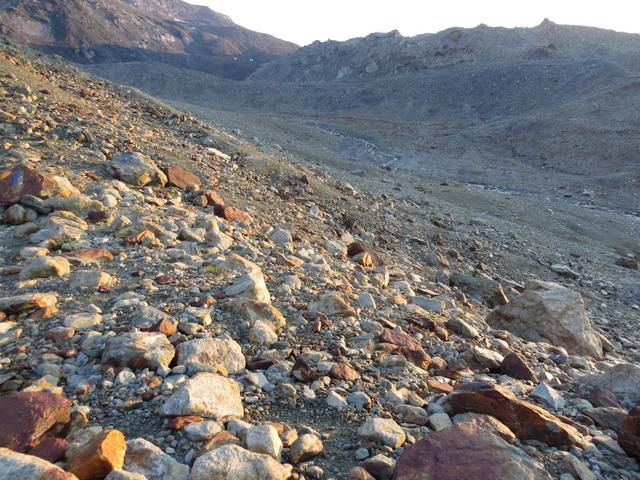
[0,0,298,79]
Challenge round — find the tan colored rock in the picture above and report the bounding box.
[0,293,57,317]
[20,256,70,279]
[66,429,126,480]
[69,270,115,290]
[166,165,202,191]
[102,332,175,370]
[109,153,167,187]
[160,373,243,420]
[0,447,78,480]
[124,437,189,480]
[176,337,245,375]
[309,292,356,317]
[190,445,289,480]
[488,281,602,358]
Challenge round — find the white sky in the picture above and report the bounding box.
[188,0,640,46]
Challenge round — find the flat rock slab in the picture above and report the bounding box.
[447,383,584,447]
[394,423,551,480]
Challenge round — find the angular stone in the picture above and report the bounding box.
[66,429,126,480]
[124,437,190,480]
[214,205,250,223]
[63,248,114,266]
[20,256,70,279]
[488,281,602,358]
[245,424,282,461]
[447,383,584,447]
[0,165,71,206]
[64,313,102,331]
[379,328,430,369]
[229,299,286,332]
[29,436,68,463]
[289,434,323,464]
[358,417,406,448]
[109,153,167,187]
[102,332,175,370]
[619,406,640,460]
[166,165,202,191]
[0,391,71,452]
[589,388,621,408]
[449,273,509,306]
[451,413,516,444]
[394,423,552,480]
[309,292,356,317]
[583,407,627,432]
[105,470,148,480]
[190,445,289,480]
[530,383,565,410]
[160,373,243,420]
[69,270,115,290]
[581,363,640,402]
[176,337,245,375]
[0,447,78,480]
[0,293,57,317]
[225,271,271,303]
[500,352,538,382]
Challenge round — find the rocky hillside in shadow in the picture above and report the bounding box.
[0,0,298,79]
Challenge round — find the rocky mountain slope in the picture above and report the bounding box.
[250,19,640,82]
[1,37,640,480]
[0,0,298,79]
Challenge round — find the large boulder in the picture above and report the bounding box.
[447,383,584,447]
[0,391,71,452]
[109,153,167,187]
[581,363,640,403]
[0,447,78,479]
[124,438,189,480]
[101,332,175,370]
[160,373,243,420]
[488,281,602,358]
[190,445,290,480]
[175,337,245,375]
[394,423,551,480]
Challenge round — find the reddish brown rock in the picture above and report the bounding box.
[29,436,67,463]
[427,379,453,394]
[447,383,584,447]
[0,165,57,206]
[500,353,538,382]
[168,416,203,430]
[66,429,126,480]
[292,357,320,383]
[200,431,240,454]
[393,423,552,480]
[380,328,431,369]
[203,189,225,206]
[0,392,71,452]
[330,362,361,382]
[150,318,178,337]
[166,165,202,190]
[619,406,640,460]
[214,204,249,222]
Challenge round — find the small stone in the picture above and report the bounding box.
[358,418,406,448]
[289,434,323,464]
[245,424,283,461]
[124,437,190,480]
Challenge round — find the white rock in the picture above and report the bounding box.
[176,337,245,375]
[190,445,290,480]
[160,373,243,419]
[245,424,283,461]
[225,271,271,303]
[124,438,189,480]
[0,447,76,479]
[64,313,102,330]
[358,417,406,448]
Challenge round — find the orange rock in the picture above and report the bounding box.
[166,165,202,190]
[66,429,126,480]
[168,416,203,430]
[214,205,249,222]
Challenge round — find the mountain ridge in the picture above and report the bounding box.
[0,0,298,79]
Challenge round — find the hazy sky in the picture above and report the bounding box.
[188,0,640,46]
